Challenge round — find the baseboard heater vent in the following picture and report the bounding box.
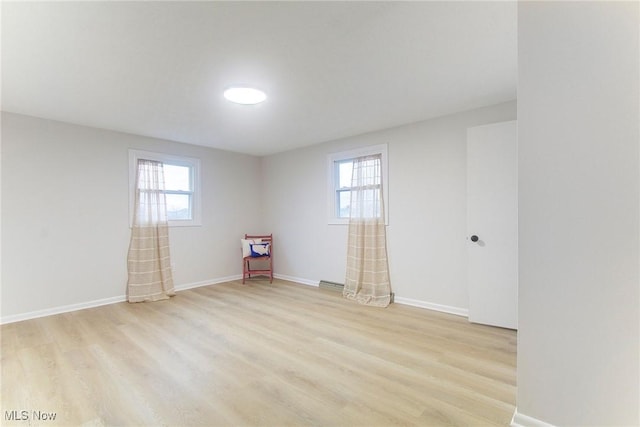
[319,280,344,292]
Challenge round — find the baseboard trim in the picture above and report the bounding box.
[277,274,468,317]
[394,296,469,318]
[174,275,242,291]
[0,275,243,325]
[2,276,469,324]
[273,274,319,287]
[511,409,556,427]
[1,295,126,325]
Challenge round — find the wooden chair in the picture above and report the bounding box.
[242,234,273,284]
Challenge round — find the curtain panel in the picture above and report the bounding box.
[343,155,391,307]
[127,159,175,302]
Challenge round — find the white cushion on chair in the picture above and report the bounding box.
[241,238,261,258]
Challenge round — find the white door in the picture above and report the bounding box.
[467,121,517,329]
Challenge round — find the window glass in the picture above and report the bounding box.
[164,164,191,191]
[165,193,191,220]
[338,160,353,188]
[338,190,351,218]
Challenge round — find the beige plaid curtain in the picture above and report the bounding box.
[343,154,391,307]
[127,159,175,302]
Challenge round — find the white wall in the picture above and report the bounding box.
[517,2,639,426]
[1,112,263,321]
[0,102,517,321]
[262,101,516,311]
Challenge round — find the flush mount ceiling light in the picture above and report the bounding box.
[223,87,267,105]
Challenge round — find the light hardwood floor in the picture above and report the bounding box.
[1,279,517,426]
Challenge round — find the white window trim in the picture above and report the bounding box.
[128,149,202,227]
[327,144,389,225]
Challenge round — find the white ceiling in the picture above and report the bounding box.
[2,1,517,156]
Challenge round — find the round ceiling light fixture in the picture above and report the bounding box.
[223,87,267,105]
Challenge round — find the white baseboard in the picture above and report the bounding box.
[393,296,468,318]
[511,409,556,427]
[273,274,319,287]
[0,275,242,325]
[1,275,468,324]
[1,295,127,325]
[275,274,468,318]
[174,275,241,291]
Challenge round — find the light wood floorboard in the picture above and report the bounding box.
[1,279,517,426]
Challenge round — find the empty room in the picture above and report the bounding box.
[1,2,638,426]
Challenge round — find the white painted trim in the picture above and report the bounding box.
[0,295,126,325]
[274,274,319,287]
[277,274,469,317]
[1,276,468,324]
[0,276,242,325]
[394,296,469,317]
[174,275,242,291]
[511,409,556,427]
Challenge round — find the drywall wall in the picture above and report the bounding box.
[1,112,262,321]
[517,2,639,425]
[262,101,516,311]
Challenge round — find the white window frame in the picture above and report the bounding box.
[327,144,389,225]
[128,149,202,227]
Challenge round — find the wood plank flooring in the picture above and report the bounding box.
[1,279,517,426]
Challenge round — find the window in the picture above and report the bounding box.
[163,163,194,221]
[327,144,388,225]
[335,159,355,219]
[129,150,201,227]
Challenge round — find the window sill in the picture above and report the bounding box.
[328,218,349,225]
[328,218,389,226]
[168,220,201,227]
